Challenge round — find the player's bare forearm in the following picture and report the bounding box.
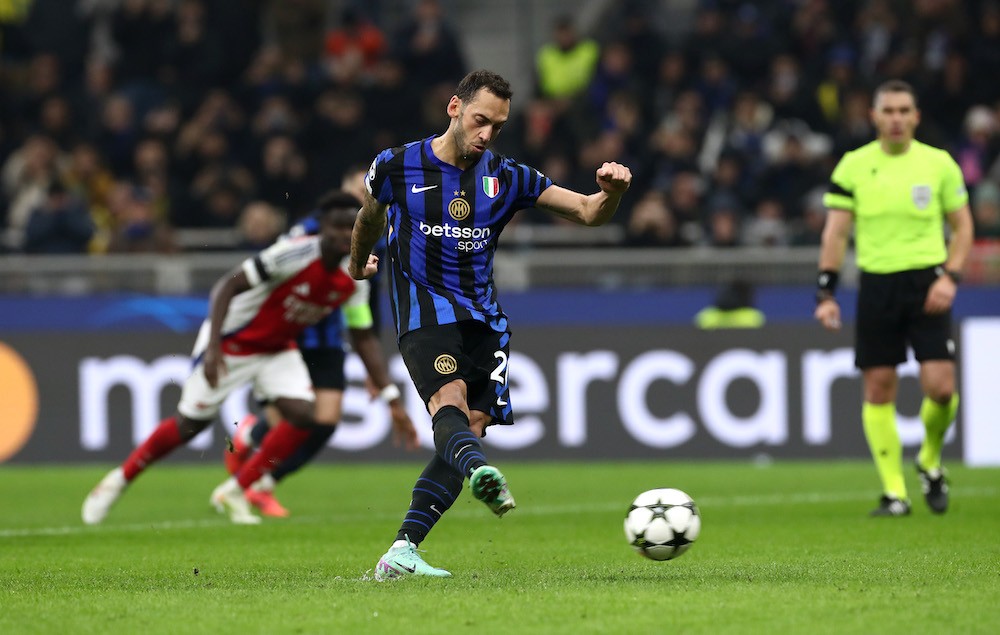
[536,162,632,226]
[944,204,974,273]
[818,209,853,271]
[349,327,392,389]
[207,268,250,345]
[349,193,386,279]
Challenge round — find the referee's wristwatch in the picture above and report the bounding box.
[934,266,962,285]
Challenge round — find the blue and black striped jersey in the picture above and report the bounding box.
[366,136,553,337]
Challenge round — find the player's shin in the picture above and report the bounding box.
[235,421,312,489]
[270,424,336,482]
[432,405,486,477]
[918,394,959,471]
[121,416,184,481]
[862,402,907,500]
[395,455,464,545]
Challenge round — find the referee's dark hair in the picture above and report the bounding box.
[317,189,362,212]
[455,70,513,103]
[874,79,918,107]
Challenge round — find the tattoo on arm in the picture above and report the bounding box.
[351,192,387,267]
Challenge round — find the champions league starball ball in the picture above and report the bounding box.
[624,488,701,561]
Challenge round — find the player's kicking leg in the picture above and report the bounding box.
[82,414,213,524]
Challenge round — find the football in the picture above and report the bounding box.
[624,488,701,561]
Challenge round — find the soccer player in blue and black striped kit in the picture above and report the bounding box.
[349,69,632,578]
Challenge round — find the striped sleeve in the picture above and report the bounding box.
[822,153,856,212]
[243,236,319,287]
[509,159,554,209]
[365,148,398,205]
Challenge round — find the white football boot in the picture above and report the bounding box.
[82,467,127,525]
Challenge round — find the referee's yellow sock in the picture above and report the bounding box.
[918,394,959,472]
[862,401,907,501]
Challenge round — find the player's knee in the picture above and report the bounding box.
[176,416,211,440]
[926,386,954,404]
[469,412,490,437]
[276,399,317,427]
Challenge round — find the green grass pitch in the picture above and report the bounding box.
[2,461,999,634]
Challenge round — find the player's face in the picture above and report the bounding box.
[319,209,356,258]
[871,90,920,146]
[451,89,510,158]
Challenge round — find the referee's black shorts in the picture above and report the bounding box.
[854,266,955,369]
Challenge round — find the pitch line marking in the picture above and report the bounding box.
[1,487,996,539]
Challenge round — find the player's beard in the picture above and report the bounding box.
[454,126,483,161]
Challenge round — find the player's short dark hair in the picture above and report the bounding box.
[874,79,918,107]
[317,189,361,212]
[455,70,513,103]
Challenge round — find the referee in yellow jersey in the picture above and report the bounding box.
[815,79,974,517]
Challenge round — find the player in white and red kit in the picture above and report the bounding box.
[82,191,417,525]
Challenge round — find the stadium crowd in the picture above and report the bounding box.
[1,0,1000,255]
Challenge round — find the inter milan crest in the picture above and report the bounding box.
[482,176,500,198]
[449,194,471,220]
[911,184,931,210]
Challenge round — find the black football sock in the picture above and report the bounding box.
[432,405,487,477]
[272,425,336,482]
[395,454,464,545]
[249,417,271,447]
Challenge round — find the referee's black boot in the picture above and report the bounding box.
[869,495,911,517]
[915,460,949,514]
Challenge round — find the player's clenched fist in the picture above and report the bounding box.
[596,162,632,194]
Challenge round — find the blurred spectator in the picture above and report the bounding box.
[106,184,176,253]
[705,200,741,248]
[766,54,822,131]
[742,198,789,247]
[323,7,387,84]
[3,0,1000,257]
[237,200,285,250]
[23,181,95,254]
[302,88,374,199]
[535,14,599,101]
[111,0,173,88]
[649,48,690,117]
[616,1,665,84]
[759,123,830,217]
[815,44,862,130]
[922,50,974,143]
[831,88,874,156]
[392,0,466,90]
[699,90,772,176]
[694,278,765,329]
[666,170,704,243]
[625,190,688,248]
[161,0,226,112]
[694,54,737,116]
[2,134,67,240]
[37,95,78,150]
[96,93,140,176]
[790,186,828,246]
[255,134,309,220]
[362,57,425,147]
[968,2,1000,105]
[266,0,326,64]
[63,142,115,232]
[954,106,999,188]
[972,180,1000,241]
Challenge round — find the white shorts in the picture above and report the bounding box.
[177,349,314,420]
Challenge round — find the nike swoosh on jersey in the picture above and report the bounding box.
[411,184,438,193]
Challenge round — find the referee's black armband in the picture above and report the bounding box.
[816,270,839,304]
